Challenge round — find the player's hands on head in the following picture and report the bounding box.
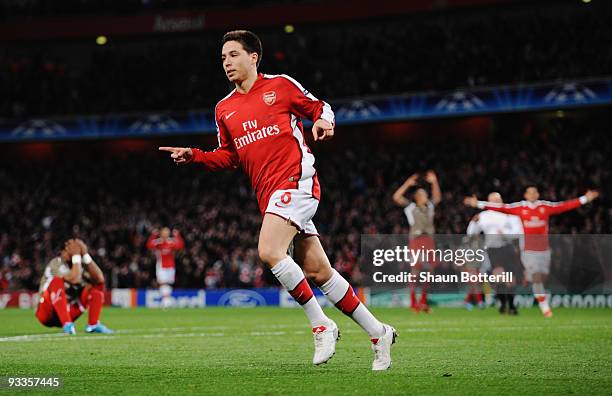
[425,170,438,184]
[463,195,478,208]
[159,147,194,164]
[585,189,599,202]
[75,239,88,255]
[312,119,334,142]
[64,239,81,256]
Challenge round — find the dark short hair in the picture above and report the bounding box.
[524,184,539,193]
[222,30,262,67]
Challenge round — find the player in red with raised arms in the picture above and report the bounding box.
[146,227,184,308]
[464,185,599,317]
[159,30,395,370]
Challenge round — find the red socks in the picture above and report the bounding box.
[335,285,361,315]
[288,278,314,305]
[87,283,105,325]
[410,287,417,307]
[419,290,428,306]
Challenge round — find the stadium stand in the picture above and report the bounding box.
[1,1,611,119]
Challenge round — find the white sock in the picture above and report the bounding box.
[160,285,173,308]
[532,282,550,313]
[319,269,385,338]
[271,256,329,327]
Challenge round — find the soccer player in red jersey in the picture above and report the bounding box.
[35,239,113,334]
[160,30,395,370]
[146,227,184,308]
[464,186,599,317]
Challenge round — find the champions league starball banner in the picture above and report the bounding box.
[1,78,611,142]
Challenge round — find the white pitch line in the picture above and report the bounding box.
[1,323,609,343]
[114,325,230,334]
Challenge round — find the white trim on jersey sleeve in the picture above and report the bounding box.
[263,73,335,125]
[213,89,236,148]
[403,203,416,226]
[290,114,316,191]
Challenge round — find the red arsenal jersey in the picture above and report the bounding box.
[146,232,185,269]
[477,197,587,251]
[192,73,335,214]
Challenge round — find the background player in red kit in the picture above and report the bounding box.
[464,186,599,317]
[35,238,113,334]
[147,227,184,308]
[159,30,396,370]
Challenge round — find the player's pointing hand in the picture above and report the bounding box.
[312,119,334,142]
[585,189,599,202]
[159,147,194,164]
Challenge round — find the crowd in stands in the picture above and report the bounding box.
[0,118,608,291]
[1,1,611,119]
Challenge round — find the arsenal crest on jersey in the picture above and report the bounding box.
[263,91,276,105]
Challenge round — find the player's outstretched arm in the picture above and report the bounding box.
[159,147,193,164]
[392,174,419,207]
[425,170,442,205]
[464,195,522,215]
[160,121,239,171]
[547,189,600,215]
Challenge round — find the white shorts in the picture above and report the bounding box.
[265,188,319,235]
[521,250,551,281]
[156,265,176,285]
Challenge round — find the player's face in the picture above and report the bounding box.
[414,188,428,205]
[221,41,257,83]
[161,228,171,239]
[524,187,539,202]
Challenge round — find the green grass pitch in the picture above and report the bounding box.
[1,307,611,395]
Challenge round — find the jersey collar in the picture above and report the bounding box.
[234,73,264,96]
